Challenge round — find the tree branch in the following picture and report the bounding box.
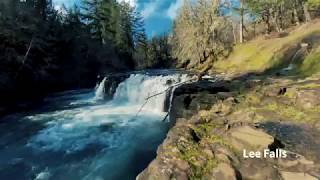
[15,37,34,78]
[145,78,196,101]
[134,77,198,120]
[23,37,34,65]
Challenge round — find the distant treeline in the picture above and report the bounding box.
[170,0,320,71]
[0,0,172,108]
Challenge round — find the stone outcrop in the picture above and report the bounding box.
[137,73,320,180]
[228,126,274,151]
[103,75,128,100]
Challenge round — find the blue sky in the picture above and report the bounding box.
[53,0,184,37]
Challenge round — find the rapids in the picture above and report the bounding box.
[0,73,191,180]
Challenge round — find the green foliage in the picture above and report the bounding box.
[176,135,218,179]
[171,0,234,71]
[298,47,320,76]
[82,0,151,67]
[308,0,320,7]
[0,0,135,106]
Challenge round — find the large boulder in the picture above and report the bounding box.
[228,126,274,151]
[103,75,128,99]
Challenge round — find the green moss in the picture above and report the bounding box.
[176,138,218,180]
[265,102,312,122]
[298,48,320,76]
[192,123,217,139]
[174,123,234,179]
[243,93,261,105]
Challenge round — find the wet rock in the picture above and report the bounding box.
[173,81,230,97]
[170,93,220,121]
[103,75,128,99]
[183,95,193,109]
[260,122,320,162]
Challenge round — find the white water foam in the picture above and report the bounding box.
[0,73,197,179]
[113,74,190,113]
[94,77,107,100]
[27,73,191,153]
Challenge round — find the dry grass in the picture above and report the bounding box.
[213,20,320,75]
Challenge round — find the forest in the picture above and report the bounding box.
[0,0,171,111]
[0,0,320,111]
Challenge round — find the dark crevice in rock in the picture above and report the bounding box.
[183,95,193,109]
[190,128,201,143]
[268,138,285,152]
[173,80,230,97]
[278,87,287,96]
[103,75,128,100]
[163,87,173,112]
[234,168,243,180]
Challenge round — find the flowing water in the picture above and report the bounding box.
[0,73,191,180]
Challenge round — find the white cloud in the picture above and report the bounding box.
[117,0,137,7]
[166,0,183,20]
[141,0,162,19]
[140,0,184,20]
[54,4,61,10]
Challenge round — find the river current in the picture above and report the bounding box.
[0,73,191,180]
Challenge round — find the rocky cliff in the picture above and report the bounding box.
[137,72,320,180]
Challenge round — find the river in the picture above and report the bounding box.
[0,73,191,180]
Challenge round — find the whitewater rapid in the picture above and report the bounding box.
[0,73,191,180]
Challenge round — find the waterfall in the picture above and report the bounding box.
[13,72,195,180]
[95,77,107,100]
[283,49,302,71]
[283,44,308,71]
[112,74,191,113]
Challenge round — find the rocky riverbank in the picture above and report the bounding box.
[137,72,320,180]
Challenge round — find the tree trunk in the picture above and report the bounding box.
[232,22,237,44]
[278,4,284,31]
[293,1,301,25]
[272,8,281,32]
[264,14,271,34]
[303,3,312,22]
[239,0,244,43]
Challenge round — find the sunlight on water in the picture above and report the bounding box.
[0,73,191,180]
